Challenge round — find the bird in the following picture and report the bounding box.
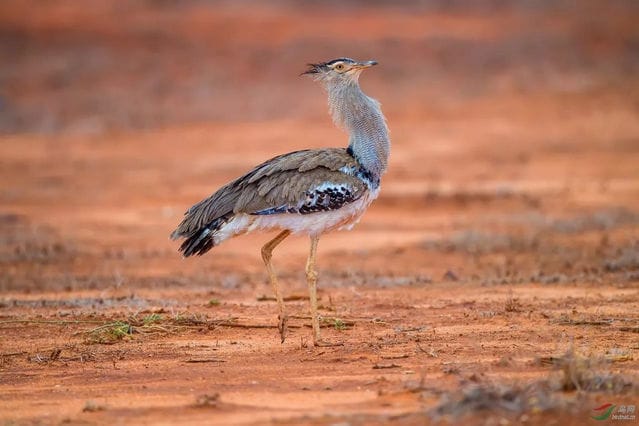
[170,58,390,346]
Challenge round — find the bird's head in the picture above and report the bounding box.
[302,58,377,85]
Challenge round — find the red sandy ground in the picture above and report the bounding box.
[1,1,638,425]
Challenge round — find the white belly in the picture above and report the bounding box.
[212,188,379,244]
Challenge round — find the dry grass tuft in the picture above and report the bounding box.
[431,346,638,421]
[431,381,560,419]
[504,289,522,312]
[80,312,241,344]
[551,347,636,393]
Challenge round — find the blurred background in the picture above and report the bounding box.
[1,0,637,134]
[1,0,639,291]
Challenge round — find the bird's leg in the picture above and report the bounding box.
[305,235,322,346]
[261,230,291,343]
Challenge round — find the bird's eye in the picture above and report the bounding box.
[334,63,345,71]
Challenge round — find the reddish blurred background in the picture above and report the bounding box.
[1,0,639,288]
[1,0,637,135]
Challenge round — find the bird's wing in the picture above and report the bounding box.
[238,166,365,215]
[171,148,364,239]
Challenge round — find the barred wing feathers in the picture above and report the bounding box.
[170,148,364,243]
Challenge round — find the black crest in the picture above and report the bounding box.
[301,58,355,75]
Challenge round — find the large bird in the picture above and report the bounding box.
[171,58,390,346]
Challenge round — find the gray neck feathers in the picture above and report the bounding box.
[326,81,390,180]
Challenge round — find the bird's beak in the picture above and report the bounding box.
[354,60,378,69]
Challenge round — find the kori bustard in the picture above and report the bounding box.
[171,58,390,346]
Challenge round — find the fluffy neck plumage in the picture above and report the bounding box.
[326,81,390,181]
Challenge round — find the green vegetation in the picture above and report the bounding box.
[85,321,132,344]
[143,313,163,325]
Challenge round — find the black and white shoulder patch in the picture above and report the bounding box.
[252,182,361,216]
[296,182,359,214]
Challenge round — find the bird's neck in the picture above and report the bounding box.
[327,82,390,181]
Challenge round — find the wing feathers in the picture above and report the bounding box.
[171,148,363,239]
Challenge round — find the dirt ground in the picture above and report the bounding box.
[1,1,639,425]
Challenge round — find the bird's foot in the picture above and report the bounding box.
[278,314,289,343]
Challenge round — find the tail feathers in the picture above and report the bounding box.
[179,227,215,257]
[171,215,231,257]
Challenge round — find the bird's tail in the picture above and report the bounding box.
[170,215,231,257]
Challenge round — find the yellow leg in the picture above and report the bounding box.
[261,230,291,343]
[305,235,321,346]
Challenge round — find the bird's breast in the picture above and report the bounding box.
[247,186,379,237]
